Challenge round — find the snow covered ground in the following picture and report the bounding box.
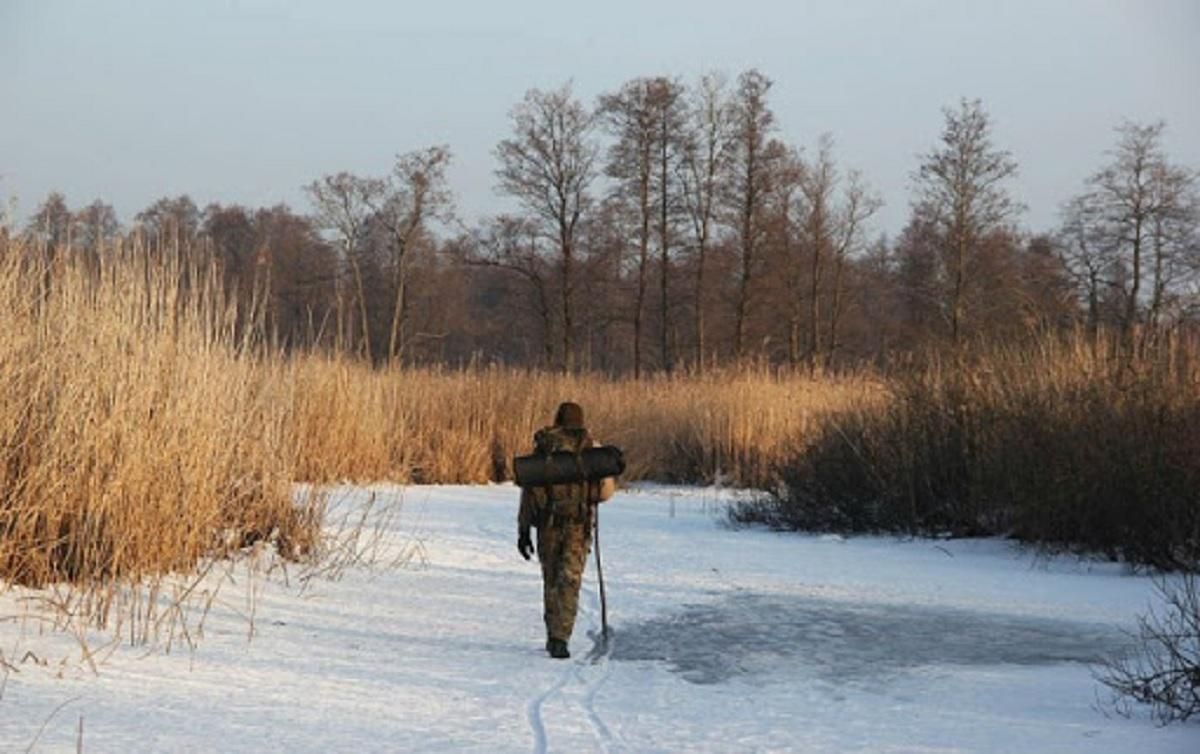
[1,485,1197,752]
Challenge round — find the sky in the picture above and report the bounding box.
[1,0,1198,239]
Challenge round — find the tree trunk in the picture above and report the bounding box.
[659,131,672,375]
[561,231,574,373]
[536,279,553,370]
[694,231,707,372]
[734,263,750,362]
[347,244,372,361]
[951,226,967,350]
[785,230,802,366]
[387,273,407,366]
[826,253,846,369]
[1149,215,1166,335]
[807,235,823,374]
[1125,215,1143,356]
[1087,268,1100,348]
[735,197,754,361]
[387,247,408,366]
[634,173,651,379]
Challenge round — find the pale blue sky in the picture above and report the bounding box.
[2,0,1197,237]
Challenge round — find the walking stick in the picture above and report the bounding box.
[593,503,609,638]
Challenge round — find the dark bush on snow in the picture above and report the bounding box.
[731,339,1200,571]
[1097,574,1200,724]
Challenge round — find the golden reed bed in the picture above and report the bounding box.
[0,241,876,592]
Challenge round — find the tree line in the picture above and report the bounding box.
[8,69,1199,372]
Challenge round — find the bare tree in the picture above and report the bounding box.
[780,135,881,370]
[1059,193,1119,342]
[1075,122,1199,349]
[599,79,657,377]
[378,146,454,365]
[304,172,386,357]
[202,202,257,272]
[826,169,882,367]
[650,77,688,374]
[801,135,837,370]
[766,143,806,365]
[72,199,120,256]
[893,214,944,350]
[723,69,779,361]
[679,73,736,369]
[1145,163,1198,331]
[27,192,72,250]
[463,215,556,368]
[854,236,903,363]
[600,76,687,376]
[573,196,633,372]
[135,195,201,247]
[1102,123,1161,340]
[1015,233,1077,334]
[495,83,598,372]
[913,99,1020,348]
[252,205,341,351]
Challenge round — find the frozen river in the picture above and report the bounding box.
[1,484,1195,752]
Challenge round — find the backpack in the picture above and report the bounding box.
[532,426,593,523]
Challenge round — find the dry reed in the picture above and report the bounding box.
[4,231,1197,659]
[0,241,318,637]
[289,359,880,487]
[0,237,877,641]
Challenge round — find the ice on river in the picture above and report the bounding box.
[1,484,1196,752]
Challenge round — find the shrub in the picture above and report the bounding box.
[733,338,1200,570]
[1098,574,1200,724]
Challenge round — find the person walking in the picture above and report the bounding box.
[517,402,615,659]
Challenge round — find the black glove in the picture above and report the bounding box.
[518,531,535,561]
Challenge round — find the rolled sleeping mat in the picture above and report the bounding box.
[513,445,626,488]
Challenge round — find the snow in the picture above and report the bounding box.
[1,484,1197,752]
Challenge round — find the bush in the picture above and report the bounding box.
[1097,574,1200,724]
[733,338,1200,570]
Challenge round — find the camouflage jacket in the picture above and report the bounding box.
[517,426,606,533]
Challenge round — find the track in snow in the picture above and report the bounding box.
[524,575,621,753]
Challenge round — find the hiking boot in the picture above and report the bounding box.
[547,638,570,659]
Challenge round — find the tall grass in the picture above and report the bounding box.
[7,232,1195,636]
[290,360,879,486]
[0,239,874,613]
[735,336,1200,570]
[0,242,318,637]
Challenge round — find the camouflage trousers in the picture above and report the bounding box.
[537,518,592,642]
